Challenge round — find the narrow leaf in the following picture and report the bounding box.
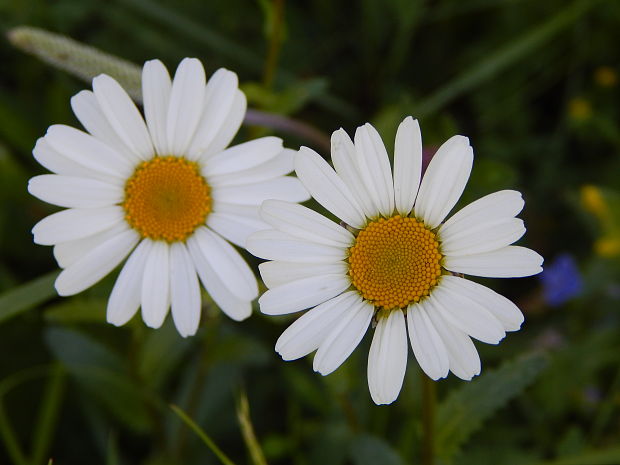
[0,271,59,324]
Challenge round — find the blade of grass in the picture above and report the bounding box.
[416,0,598,116]
[0,270,59,324]
[169,404,237,465]
[31,364,66,465]
[236,390,268,465]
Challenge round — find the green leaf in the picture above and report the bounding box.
[349,433,405,465]
[416,0,598,116]
[435,352,549,463]
[534,447,620,465]
[0,271,59,324]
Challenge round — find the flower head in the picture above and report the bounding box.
[28,58,309,336]
[247,117,543,404]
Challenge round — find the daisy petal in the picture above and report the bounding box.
[28,174,123,209]
[192,227,258,300]
[439,276,524,331]
[107,239,151,326]
[55,228,139,296]
[368,310,408,405]
[202,90,246,157]
[259,261,348,288]
[427,306,481,380]
[313,296,374,375]
[295,147,366,228]
[170,242,202,337]
[414,136,473,228]
[331,129,377,217]
[247,230,346,263]
[92,74,153,160]
[207,213,269,248]
[70,90,133,157]
[141,240,170,329]
[440,218,526,256]
[210,149,295,186]
[187,235,252,321]
[429,286,505,344]
[213,176,309,205]
[394,117,422,216]
[260,200,354,247]
[444,246,544,278]
[167,58,206,156]
[53,223,128,268]
[258,274,350,315]
[407,301,449,380]
[32,206,125,245]
[32,138,97,179]
[45,125,132,180]
[204,137,282,177]
[189,68,238,160]
[142,59,172,155]
[353,123,395,217]
[275,291,360,360]
[439,190,524,238]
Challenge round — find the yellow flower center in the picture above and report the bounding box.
[123,156,211,242]
[347,215,443,310]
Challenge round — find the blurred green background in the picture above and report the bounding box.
[1,0,620,464]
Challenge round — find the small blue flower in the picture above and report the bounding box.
[540,253,583,306]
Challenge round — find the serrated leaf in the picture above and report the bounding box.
[436,352,549,463]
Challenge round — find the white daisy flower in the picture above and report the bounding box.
[246,116,543,405]
[28,58,309,337]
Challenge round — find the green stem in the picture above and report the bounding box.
[31,364,66,465]
[262,0,286,89]
[236,391,269,465]
[421,373,436,465]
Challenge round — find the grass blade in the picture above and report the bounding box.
[0,271,59,324]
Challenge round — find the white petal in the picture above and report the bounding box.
[71,90,133,157]
[331,129,377,218]
[28,174,123,209]
[313,296,374,375]
[438,276,524,331]
[206,212,269,248]
[187,235,252,321]
[188,68,238,160]
[53,222,128,268]
[368,310,408,405]
[45,125,133,180]
[246,230,346,263]
[260,199,354,247]
[414,136,473,228]
[142,59,172,155]
[406,301,449,380]
[259,261,348,288]
[55,228,138,296]
[141,240,170,329]
[213,176,309,205]
[202,90,246,157]
[92,74,153,160]
[169,242,202,337]
[213,201,262,222]
[258,274,350,315]
[393,117,422,216]
[107,239,151,326]
[444,246,544,278]
[204,137,282,177]
[192,227,258,300]
[441,218,526,256]
[427,307,481,380]
[209,148,295,186]
[439,190,525,239]
[32,206,125,245]
[353,123,395,217]
[32,138,97,179]
[276,291,361,361]
[429,285,505,344]
[295,147,366,229]
[166,58,206,156]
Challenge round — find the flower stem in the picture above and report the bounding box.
[421,372,436,465]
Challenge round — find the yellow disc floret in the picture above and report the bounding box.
[123,156,211,242]
[347,215,443,310]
